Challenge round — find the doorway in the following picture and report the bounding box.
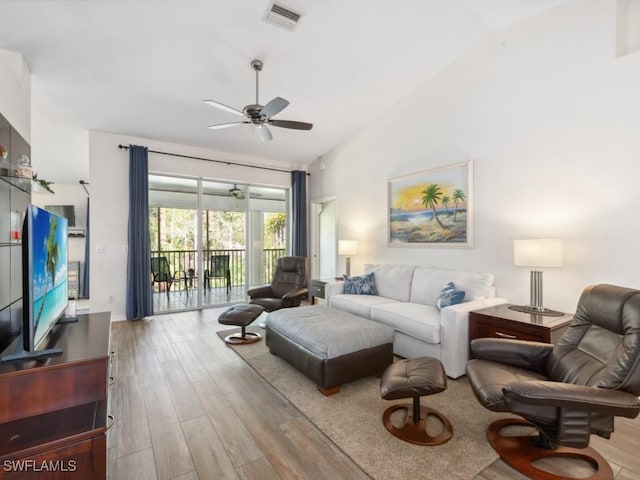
[311,198,337,280]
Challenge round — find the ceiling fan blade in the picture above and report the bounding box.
[203,99,246,117]
[261,97,289,119]
[207,121,249,130]
[268,120,313,131]
[252,123,273,142]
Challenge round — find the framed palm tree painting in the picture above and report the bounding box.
[388,160,473,247]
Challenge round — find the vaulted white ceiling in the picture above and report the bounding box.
[1,0,567,183]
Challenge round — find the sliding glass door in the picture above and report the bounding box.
[148,175,199,313]
[148,174,288,313]
[247,185,288,289]
[200,180,246,308]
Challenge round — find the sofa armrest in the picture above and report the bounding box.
[325,281,344,305]
[439,297,509,378]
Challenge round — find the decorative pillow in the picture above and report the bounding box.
[343,272,378,295]
[436,282,465,310]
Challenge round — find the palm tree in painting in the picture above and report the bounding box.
[452,188,466,222]
[421,184,447,229]
[441,195,451,216]
[35,216,61,328]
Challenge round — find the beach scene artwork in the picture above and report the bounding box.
[388,160,472,247]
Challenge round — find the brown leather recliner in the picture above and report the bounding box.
[466,284,640,480]
[247,256,308,312]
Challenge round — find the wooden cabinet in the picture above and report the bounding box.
[0,312,111,479]
[310,278,342,305]
[469,304,573,355]
[310,279,327,304]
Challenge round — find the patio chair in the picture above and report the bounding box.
[204,254,231,294]
[151,256,174,298]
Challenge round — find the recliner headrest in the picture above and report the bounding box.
[574,284,640,335]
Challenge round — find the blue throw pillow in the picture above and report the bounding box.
[436,282,465,310]
[343,272,378,295]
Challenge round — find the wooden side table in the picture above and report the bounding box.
[310,277,342,305]
[469,304,573,357]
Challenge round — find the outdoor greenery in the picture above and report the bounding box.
[149,208,286,252]
[264,212,286,249]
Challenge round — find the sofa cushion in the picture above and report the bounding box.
[343,272,378,295]
[436,282,465,310]
[365,264,415,302]
[266,305,394,359]
[410,267,494,307]
[370,302,441,344]
[330,294,399,319]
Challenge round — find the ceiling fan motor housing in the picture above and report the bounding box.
[243,104,265,122]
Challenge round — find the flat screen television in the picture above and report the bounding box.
[44,204,76,227]
[1,205,71,362]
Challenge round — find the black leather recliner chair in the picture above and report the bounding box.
[466,284,640,480]
[247,256,308,312]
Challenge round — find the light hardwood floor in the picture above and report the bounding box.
[108,309,640,480]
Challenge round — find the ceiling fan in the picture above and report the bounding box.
[228,184,262,199]
[204,59,313,142]
[229,184,244,198]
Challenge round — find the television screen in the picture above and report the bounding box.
[27,205,68,349]
[44,204,76,227]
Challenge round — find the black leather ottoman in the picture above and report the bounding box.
[218,304,265,345]
[266,305,394,395]
[380,357,453,445]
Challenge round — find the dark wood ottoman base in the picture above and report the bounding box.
[266,325,393,396]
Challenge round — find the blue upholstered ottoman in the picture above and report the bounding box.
[265,305,394,395]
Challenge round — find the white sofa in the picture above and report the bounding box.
[325,264,507,378]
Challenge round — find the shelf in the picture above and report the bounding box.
[0,175,56,195]
[0,174,31,194]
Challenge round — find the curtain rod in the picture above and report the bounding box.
[117,144,309,175]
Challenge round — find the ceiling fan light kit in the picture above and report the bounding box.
[205,59,313,141]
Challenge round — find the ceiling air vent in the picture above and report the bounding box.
[263,2,302,31]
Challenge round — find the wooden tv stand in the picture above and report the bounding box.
[0,312,111,479]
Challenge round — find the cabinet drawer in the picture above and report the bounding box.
[472,321,544,343]
[310,284,325,298]
[2,435,106,480]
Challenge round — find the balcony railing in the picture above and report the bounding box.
[150,248,285,290]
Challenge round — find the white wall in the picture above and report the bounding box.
[89,131,292,319]
[0,49,30,141]
[309,0,640,313]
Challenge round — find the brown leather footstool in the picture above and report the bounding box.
[380,357,453,446]
[218,304,265,345]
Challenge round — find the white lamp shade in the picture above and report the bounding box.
[513,239,563,268]
[338,240,358,256]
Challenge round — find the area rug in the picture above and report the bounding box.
[219,328,507,480]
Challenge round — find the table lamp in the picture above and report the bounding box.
[509,239,564,316]
[338,240,358,276]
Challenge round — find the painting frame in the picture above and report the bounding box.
[388,160,473,248]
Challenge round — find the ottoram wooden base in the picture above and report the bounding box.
[223,327,262,345]
[382,396,453,446]
[487,418,613,480]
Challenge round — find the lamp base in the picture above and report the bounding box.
[508,304,565,317]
